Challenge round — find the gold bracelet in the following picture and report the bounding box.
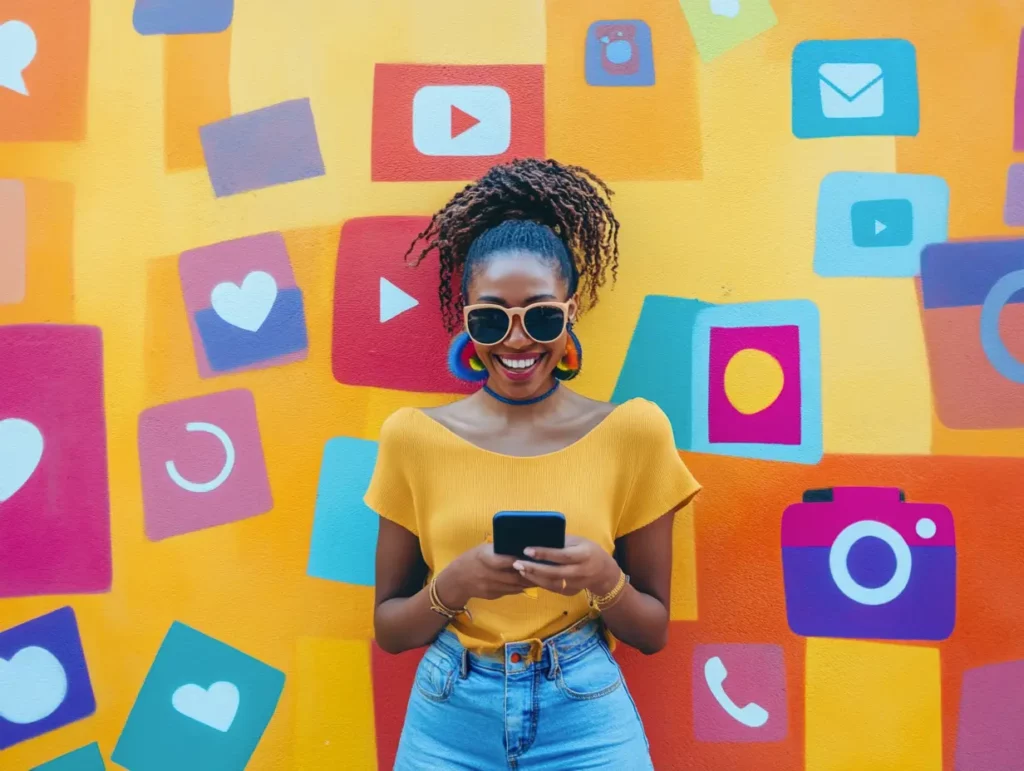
[428,578,472,621]
[585,570,628,612]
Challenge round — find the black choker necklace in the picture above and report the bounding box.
[483,381,560,406]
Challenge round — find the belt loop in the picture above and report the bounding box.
[460,649,470,679]
[545,643,559,681]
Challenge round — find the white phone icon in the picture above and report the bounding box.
[165,422,236,493]
[703,656,769,728]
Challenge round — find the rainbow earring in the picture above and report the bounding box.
[554,324,583,381]
[448,332,489,382]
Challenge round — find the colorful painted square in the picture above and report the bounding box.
[179,232,309,377]
[372,64,545,181]
[677,0,777,62]
[0,608,96,750]
[692,300,822,463]
[815,171,949,277]
[0,325,111,597]
[584,20,655,86]
[307,437,380,587]
[0,1,89,141]
[371,642,423,771]
[32,742,105,770]
[793,39,919,139]
[919,240,1024,429]
[138,389,273,541]
[0,179,26,304]
[332,216,476,394]
[955,659,1024,771]
[692,643,788,742]
[113,622,285,771]
[133,0,233,35]
[200,99,325,197]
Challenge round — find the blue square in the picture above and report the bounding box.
[611,295,713,448]
[195,288,308,372]
[792,39,919,138]
[0,607,96,751]
[113,622,284,771]
[133,0,234,35]
[815,172,949,277]
[307,437,380,587]
[33,742,106,771]
[851,199,914,247]
[585,20,656,87]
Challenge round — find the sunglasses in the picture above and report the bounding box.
[463,301,574,346]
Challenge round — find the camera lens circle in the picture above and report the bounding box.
[829,520,912,606]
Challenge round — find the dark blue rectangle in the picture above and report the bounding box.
[195,287,308,371]
[921,240,1024,309]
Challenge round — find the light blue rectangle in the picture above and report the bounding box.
[690,300,823,464]
[33,742,106,771]
[815,171,949,277]
[793,39,919,138]
[306,437,380,587]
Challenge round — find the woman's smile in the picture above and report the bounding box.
[494,352,547,381]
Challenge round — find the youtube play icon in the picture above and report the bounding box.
[451,105,481,138]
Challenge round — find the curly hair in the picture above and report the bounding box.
[404,158,621,334]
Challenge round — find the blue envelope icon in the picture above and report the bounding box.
[819,63,883,118]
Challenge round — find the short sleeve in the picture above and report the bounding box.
[363,410,418,536]
[616,401,701,538]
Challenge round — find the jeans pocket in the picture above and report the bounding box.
[413,647,457,704]
[555,642,623,701]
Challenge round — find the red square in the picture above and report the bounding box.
[371,642,424,770]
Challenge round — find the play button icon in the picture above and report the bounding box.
[412,85,512,157]
[875,220,887,234]
[850,198,914,248]
[451,105,481,139]
[380,277,419,323]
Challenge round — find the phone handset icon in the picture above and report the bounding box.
[703,656,769,729]
[165,422,236,493]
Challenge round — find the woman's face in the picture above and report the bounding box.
[464,250,576,397]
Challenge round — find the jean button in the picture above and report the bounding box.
[510,652,522,664]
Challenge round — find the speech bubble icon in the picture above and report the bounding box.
[0,21,38,96]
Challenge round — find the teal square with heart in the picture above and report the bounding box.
[112,622,285,771]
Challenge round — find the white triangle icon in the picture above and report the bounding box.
[874,220,887,235]
[380,277,419,323]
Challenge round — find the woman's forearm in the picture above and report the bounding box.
[599,584,670,655]
[374,584,449,654]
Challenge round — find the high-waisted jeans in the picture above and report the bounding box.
[394,617,655,770]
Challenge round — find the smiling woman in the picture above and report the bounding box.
[364,159,701,770]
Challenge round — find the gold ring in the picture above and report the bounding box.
[561,578,567,591]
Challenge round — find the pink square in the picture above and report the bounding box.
[707,325,802,445]
[0,325,111,597]
[692,643,788,743]
[138,389,273,540]
[179,232,308,377]
[955,659,1024,770]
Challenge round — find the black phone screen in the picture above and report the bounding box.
[492,511,566,560]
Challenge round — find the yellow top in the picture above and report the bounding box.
[364,397,701,652]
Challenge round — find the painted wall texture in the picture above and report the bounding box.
[1,0,1023,769]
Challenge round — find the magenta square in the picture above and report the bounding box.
[179,232,307,377]
[0,325,111,598]
[707,325,802,445]
[138,389,273,541]
[955,659,1024,770]
[692,643,788,743]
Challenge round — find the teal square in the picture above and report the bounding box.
[851,199,913,247]
[33,742,106,771]
[112,622,285,771]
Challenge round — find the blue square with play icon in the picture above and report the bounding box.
[851,199,914,248]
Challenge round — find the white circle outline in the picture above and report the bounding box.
[165,422,236,494]
[828,520,912,606]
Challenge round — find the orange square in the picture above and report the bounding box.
[0,0,89,141]
[0,179,75,324]
[545,0,702,180]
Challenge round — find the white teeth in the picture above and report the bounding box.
[498,357,538,370]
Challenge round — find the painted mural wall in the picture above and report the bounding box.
[1,0,1023,769]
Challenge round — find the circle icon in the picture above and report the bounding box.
[829,520,912,606]
[979,268,1024,384]
[724,348,785,415]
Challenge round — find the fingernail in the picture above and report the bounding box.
[524,548,536,558]
[513,561,525,571]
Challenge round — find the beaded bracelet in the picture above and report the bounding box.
[428,578,472,621]
[585,570,629,612]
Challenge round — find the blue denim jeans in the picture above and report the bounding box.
[394,617,654,770]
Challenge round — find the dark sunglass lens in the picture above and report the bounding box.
[524,306,566,342]
[467,308,510,345]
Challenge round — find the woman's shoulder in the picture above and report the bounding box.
[604,398,675,446]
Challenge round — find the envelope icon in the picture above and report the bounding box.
[818,63,884,119]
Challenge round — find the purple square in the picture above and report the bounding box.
[955,659,1024,770]
[692,643,788,743]
[0,607,96,750]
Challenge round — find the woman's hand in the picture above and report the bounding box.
[513,536,621,597]
[436,543,533,607]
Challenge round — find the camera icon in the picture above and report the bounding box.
[781,486,956,641]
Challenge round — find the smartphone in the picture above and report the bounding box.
[493,511,566,561]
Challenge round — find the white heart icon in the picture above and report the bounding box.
[710,0,742,18]
[172,680,240,732]
[210,271,278,332]
[0,646,68,724]
[0,418,44,503]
